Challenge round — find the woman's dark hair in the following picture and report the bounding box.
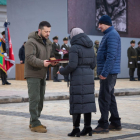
[38,21,51,29]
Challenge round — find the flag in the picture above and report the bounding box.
[0,39,7,73]
[4,22,15,73]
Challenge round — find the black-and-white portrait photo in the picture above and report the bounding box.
[96,0,127,32]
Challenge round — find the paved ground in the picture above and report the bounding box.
[0,95,140,140]
[0,79,140,103]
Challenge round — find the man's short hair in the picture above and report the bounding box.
[38,21,51,29]
[24,42,26,44]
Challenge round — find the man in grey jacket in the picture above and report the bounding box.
[24,21,57,133]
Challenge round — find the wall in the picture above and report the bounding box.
[7,0,139,79]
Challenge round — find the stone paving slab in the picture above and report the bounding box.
[0,95,140,140]
[0,79,140,104]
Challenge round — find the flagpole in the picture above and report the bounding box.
[4,20,10,57]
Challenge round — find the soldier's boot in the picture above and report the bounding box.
[53,75,61,82]
[130,76,137,81]
[138,77,140,81]
[5,81,11,85]
[132,77,137,81]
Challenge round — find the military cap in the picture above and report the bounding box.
[130,40,135,44]
[94,40,99,44]
[1,31,5,35]
[53,36,58,40]
[63,37,68,41]
[138,41,140,45]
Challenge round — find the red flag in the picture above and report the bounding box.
[5,27,15,73]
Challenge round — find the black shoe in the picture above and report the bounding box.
[109,124,122,131]
[130,76,137,81]
[80,126,92,136]
[138,77,140,81]
[92,126,109,134]
[68,128,80,137]
[53,76,61,82]
[46,78,49,80]
[5,81,11,85]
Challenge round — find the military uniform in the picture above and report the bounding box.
[52,36,61,82]
[93,40,99,80]
[127,40,137,81]
[0,31,11,85]
[136,41,140,81]
[61,37,70,82]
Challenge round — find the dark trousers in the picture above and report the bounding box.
[98,74,121,129]
[0,69,7,84]
[129,68,135,77]
[73,113,91,127]
[53,64,59,77]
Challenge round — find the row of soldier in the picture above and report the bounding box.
[127,40,140,81]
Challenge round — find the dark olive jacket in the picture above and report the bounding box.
[136,47,140,68]
[127,46,137,68]
[24,31,53,79]
[52,42,61,59]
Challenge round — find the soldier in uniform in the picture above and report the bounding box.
[52,36,61,82]
[94,40,99,80]
[136,41,140,81]
[0,31,11,85]
[61,37,70,82]
[127,40,137,81]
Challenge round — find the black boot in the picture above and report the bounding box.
[53,75,61,82]
[130,76,137,81]
[68,128,80,137]
[132,77,137,81]
[5,81,11,85]
[80,126,92,136]
[138,77,140,81]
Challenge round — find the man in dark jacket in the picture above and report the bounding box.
[52,36,61,82]
[136,41,140,81]
[24,21,57,133]
[19,42,26,64]
[61,37,70,82]
[127,40,137,81]
[93,15,121,134]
